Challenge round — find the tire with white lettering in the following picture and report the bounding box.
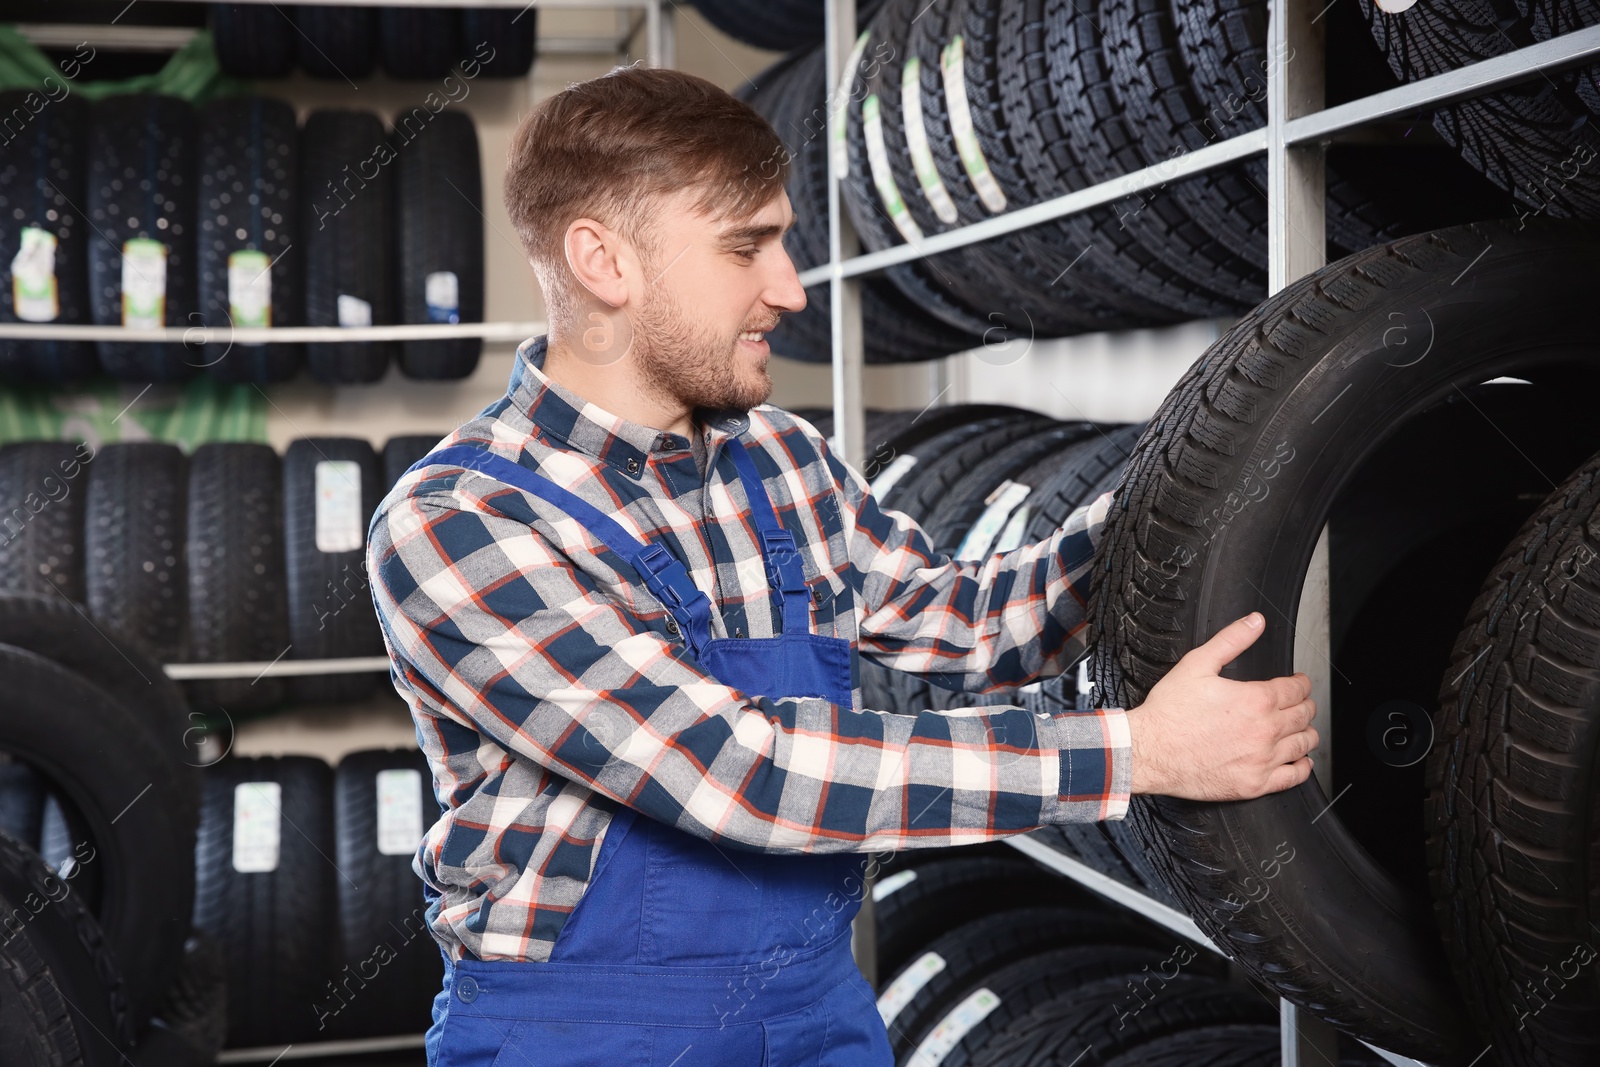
[193,755,335,1047]
[0,443,91,603]
[0,644,194,1027]
[379,8,460,79]
[301,110,393,385]
[1425,448,1600,1064]
[85,444,188,664]
[87,95,199,383]
[382,434,447,492]
[395,111,483,380]
[282,438,383,703]
[872,856,1099,984]
[209,3,294,78]
[0,91,96,383]
[964,973,1273,1067]
[327,749,441,1039]
[294,6,378,80]
[0,829,134,1066]
[878,905,1171,1061]
[459,10,536,77]
[196,96,301,384]
[186,444,289,715]
[1089,220,1600,1062]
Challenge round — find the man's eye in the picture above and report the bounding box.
[735,248,758,261]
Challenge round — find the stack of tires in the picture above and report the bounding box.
[0,92,485,385]
[0,431,448,717]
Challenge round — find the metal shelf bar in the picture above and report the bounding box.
[0,321,545,343]
[163,656,393,681]
[217,1034,426,1063]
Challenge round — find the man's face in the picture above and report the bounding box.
[629,187,806,413]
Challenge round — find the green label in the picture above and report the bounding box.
[227,249,272,328]
[121,237,168,329]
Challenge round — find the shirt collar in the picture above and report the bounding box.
[509,335,751,480]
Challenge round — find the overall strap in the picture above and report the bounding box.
[411,444,714,655]
[723,438,811,636]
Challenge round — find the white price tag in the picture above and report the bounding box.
[424,270,460,324]
[376,768,424,856]
[121,238,168,329]
[863,93,924,244]
[901,58,959,225]
[232,782,282,874]
[337,293,372,328]
[869,454,918,499]
[11,226,59,322]
[227,249,272,328]
[955,480,1031,561]
[993,504,1031,554]
[878,951,947,1026]
[314,460,363,553]
[871,867,917,902]
[940,36,1007,214]
[911,987,1002,1066]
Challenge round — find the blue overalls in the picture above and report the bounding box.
[409,437,894,1067]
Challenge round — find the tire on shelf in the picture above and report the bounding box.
[196,96,302,384]
[0,830,135,1065]
[87,94,200,383]
[382,433,447,492]
[282,437,384,703]
[85,443,188,664]
[1088,219,1600,1062]
[209,3,295,78]
[192,755,336,1047]
[1425,445,1600,1064]
[143,930,229,1066]
[394,110,483,380]
[301,110,394,385]
[0,644,196,1027]
[0,442,93,603]
[328,748,442,1039]
[378,7,461,79]
[1099,1025,1281,1067]
[294,6,378,80]
[186,443,290,715]
[459,8,537,77]
[0,90,96,383]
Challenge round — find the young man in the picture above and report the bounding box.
[367,65,1318,1067]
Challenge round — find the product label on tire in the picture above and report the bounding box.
[121,237,168,329]
[11,226,59,322]
[956,480,1031,560]
[939,36,1007,214]
[901,59,960,225]
[863,94,925,244]
[424,270,460,324]
[871,867,917,902]
[376,768,424,855]
[232,782,282,874]
[832,30,874,178]
[877,950,947,1025]
[314,460,364,553]
[993,504,1030,554]
[227,249,272,328]
[337,293,372,328]
[913,987,1002,1066]
[868,454,918,499]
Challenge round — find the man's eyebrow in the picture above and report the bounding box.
[720,213,798,243]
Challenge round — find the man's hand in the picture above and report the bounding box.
[1125,611,1318,801]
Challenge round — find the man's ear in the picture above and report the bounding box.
[564,218,631,308]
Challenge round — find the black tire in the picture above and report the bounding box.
[209,3,295,78]
[329,749,441,1039]
[87,95,199,383]
[0,645,196,1027]
[282,438,384,703]
[144,931,228,1066]
[85,443,188,664]
[193,755,335,1047]
[382,433,446,492]
[1425,446,1600,1064]
[0,830,134,1066]
[872,855,1096,983]
[294,5,378,81]
[1100,1024,1280,1067]
[877,905,1167,1060]
[0,442,92,603]
[301,110,394,385]
[966,972,1272,1067]
[0,91,96,383]
[379,7,461,79]
[186,443,290,714]
[196,96,302,384]
[1090,220,1600,1063]
[459,9,537,77]
[394,110,483,380]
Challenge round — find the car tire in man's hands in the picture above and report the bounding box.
[1124,611,1318,801]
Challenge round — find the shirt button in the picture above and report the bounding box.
[626,457,641,474]
[457,975,480,1003]
[665,616,680,636]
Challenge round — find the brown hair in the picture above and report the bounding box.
[504,64,790,333]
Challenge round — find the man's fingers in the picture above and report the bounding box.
[1261,755,1314,795]
[1265,671,1312,710]
[1271,726,1319,767]
[1182,612,1266,675]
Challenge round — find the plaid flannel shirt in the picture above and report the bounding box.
[367,334,1131,964]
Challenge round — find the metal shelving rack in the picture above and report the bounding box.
[810,0,1600,1065]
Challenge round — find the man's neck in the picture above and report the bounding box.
[544,332,696,439]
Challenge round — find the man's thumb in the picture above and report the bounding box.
[1183,611,1266,675]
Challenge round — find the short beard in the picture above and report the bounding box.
[631,272,772,413]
